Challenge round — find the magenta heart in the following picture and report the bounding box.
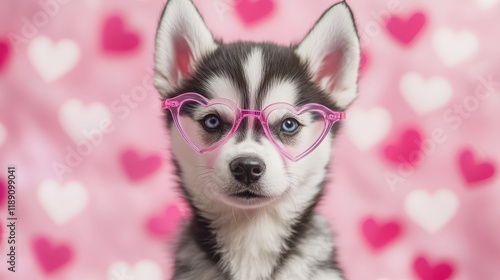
[121,149,162,182]
[33,237,73,274]
[0,40,10,72]
[0,179,6,207]
[359,51,369,74]
[413,256,454,280]
[386,12,426,46]
[235,0,275,26]
[383,128,422,165]
[147,204,184,238]
[102,15,140,54]
[361,217,401,250]
[458,149,496,186]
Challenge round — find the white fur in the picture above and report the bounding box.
[154,0,218,95]
[295,2,360,109]
[205,74,243,106]
[262,79,298,107]
[243,48,264,107]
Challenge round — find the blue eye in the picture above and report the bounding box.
[203,114,221,130]
[281,118,300,134]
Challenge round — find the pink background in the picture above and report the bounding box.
[1,0,499,279]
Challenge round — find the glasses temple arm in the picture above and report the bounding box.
[327,112,346,121]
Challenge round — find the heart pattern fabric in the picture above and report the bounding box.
[33,237,73,274]
[235,0,275,26]
[107,260,163,280]
[413,256,454,280]
[0,179,6,207]
[58,99,111,143]
[1,0,499,280]
[361,217,402,250]
[120,148,163,182]
[102,15,141,54]
[458,149,496,186]
[383,128,423,166]
[386,12,427,46]
[400,72,452,115]
[38,180,89,225]
[347,107,392,151]
[476,0,500,9]
[0,40,10,72]
[28,36,80,82]
[405,189,459,233]
[0,122,6,147]
[432,28,478,67]
[146,204,184,238]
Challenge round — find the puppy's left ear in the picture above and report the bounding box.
[295,2,360,109]
[154,0,218,97]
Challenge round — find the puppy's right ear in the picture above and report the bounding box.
[154,0,217,97]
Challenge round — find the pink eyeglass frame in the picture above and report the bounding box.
[162,92,345,162]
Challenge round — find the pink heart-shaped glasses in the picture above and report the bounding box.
[162,92,345,161]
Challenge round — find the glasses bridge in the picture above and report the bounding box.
[240,109,262,117]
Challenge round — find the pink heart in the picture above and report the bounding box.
[0,179,6,207]
[120,149,162,182]
[235,0,275,26]
[102,15,140,54]
[361,217,402,251]
[386,12,426,46]
[359,50,369,74]
[0,40,10,72]
[383,128,422,165]
[413,256,454,280]
[146,204,184,238]
[33,237,73,274]
[458,149,496,186]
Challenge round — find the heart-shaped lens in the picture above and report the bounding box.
[177,100,236,153]
[266,107,328,160]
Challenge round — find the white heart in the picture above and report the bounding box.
[432,28,478,67]
[400,72,452,115]
[59,99,111,143]
[0,123,6,147]
[28,36,80,82]
[405,189,459,233]
[476,0,499,9]
[107,260,163,280]
[346,107,391,150]
[38,180,89,225]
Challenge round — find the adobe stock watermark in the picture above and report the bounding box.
[384,75,499,190]
[7,0,72,53]
[51,67,157,181]
[212,0,244,21]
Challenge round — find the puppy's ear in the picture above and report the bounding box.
[154,0,217,96]
[295,2,360,109]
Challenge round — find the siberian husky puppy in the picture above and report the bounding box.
[153,0,360,279]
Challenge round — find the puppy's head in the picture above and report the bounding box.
[154,0,360,211]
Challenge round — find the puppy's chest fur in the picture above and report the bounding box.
[173,213,342,280]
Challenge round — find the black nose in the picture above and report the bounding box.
[229,156,266,184]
